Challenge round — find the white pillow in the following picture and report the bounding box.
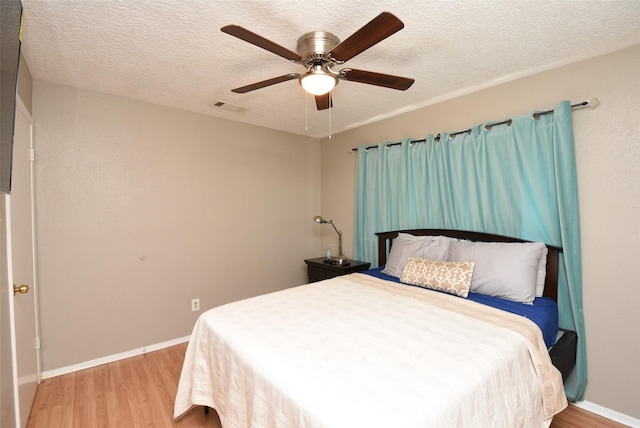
[535,246,548,297]
[446,240,547,304]
[381,234,451,277]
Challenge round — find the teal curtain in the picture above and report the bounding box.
[354,101,586,401]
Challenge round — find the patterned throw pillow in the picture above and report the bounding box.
[400,257,475,298]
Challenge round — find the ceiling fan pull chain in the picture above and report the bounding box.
[305,91,309,133]
[328,92,332,139]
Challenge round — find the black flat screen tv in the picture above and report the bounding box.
[0,0,23,194]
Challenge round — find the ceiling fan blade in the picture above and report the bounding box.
[341,69,414,90]
[330,12,404,62]
[315,93,333,110]
[221,25,302,62]
[231,73,299,93]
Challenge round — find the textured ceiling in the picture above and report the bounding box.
[20,0,640,138]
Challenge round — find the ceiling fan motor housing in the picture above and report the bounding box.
[296,31,340,68]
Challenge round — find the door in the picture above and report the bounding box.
[7,98,40,427]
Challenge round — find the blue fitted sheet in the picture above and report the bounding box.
[363,267,558,348]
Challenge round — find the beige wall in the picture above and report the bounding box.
[320,45,640,418]
[33,81,321,371]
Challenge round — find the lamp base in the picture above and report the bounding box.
[337,256,350,266]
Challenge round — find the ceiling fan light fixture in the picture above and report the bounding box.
[300,69,338,96]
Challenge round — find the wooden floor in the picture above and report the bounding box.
[27,343,221,428]
[550,405,629,428]
[27,343,627,428]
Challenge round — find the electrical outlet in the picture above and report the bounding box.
[191,298,200,312]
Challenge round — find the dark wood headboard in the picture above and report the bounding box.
[375,229,562,302]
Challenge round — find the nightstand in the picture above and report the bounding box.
[304,258,371,283]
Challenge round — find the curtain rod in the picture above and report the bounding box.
[350,98,598,152]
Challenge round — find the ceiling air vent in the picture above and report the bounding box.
[211,100,248,113]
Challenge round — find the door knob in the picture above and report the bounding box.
[13,284,29,295]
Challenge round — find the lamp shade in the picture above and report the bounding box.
[300,71,337,96]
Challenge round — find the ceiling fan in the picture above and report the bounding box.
[221,12,415,110]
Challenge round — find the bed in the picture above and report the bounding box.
[174,229,573,427]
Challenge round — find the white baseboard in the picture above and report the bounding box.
[41,335,191,380]
[573,400,640,427]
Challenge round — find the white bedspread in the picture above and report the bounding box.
[174,273,567,427]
